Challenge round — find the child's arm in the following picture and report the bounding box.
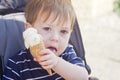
[52,57,88,80]
[35,49,88,80]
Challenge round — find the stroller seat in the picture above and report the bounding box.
[0,12,25,66]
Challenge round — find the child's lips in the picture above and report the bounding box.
[47,47,57,53]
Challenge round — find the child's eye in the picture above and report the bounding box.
[43,27,51,31]
[61,30,68,34]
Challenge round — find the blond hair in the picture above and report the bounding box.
[25,0,76,29]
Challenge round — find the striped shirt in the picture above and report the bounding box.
[2,44,84,80]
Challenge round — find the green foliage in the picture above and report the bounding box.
[114,0,120,15]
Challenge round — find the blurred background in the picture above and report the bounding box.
[71,0,120,80]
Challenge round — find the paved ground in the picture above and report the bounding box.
[81,12,120,80]
[72,1,120,80]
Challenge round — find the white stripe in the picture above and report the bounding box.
[55,77,62,80]
[16,59,31,64]
[26,75,50,80]
[18,51,27,55]
[12,70,20,77]
[68,51,74,55]
[20,67,42,73]
[68,44,73,47]
[6,66,20,77]
[68,57,78,62]
[61,52,68,56]
[9,59,31,64]
[3,75,14,80]
[26,72,57,80]
[6,66,12,70]
[9,59,16,63]
[51,72,56,75]
[61,51,74,56]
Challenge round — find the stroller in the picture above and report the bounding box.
[0,0,98,80]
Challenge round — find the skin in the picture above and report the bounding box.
[25,13,88,80]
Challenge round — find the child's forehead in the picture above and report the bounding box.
[36,11,71,27]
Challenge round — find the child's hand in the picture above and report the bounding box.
[34,49,59,69]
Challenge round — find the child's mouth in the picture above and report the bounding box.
[47,47,57,54]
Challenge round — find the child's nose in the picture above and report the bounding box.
[50,33,59,42]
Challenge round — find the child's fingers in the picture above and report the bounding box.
[39,60,52,66]
[34,49,51,61]
[39,55,50,62]
[41,64,53,69]
[34,58,37,61]
[39,49,51,55]
[34,48,59,69]
[39,59,53,69]
[42,65,53,69]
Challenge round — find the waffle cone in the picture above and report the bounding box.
[30,39,52,75]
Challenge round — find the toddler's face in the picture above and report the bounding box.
[27,13,72,56]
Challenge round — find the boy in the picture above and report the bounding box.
[2,0,88,80]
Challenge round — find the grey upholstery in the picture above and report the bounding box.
[70,19,85,59]
[0,0,27,11]
[0,13,25,65]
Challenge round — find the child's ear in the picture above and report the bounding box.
[24,22,32,29]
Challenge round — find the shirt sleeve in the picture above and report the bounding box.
[2,58,21,80]
[61,45,85,67]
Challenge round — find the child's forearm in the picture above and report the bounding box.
[52,57,88,80]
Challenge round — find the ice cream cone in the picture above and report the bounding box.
[23,28,52,75]
[30,39,52,75]
[29,39,44,58]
